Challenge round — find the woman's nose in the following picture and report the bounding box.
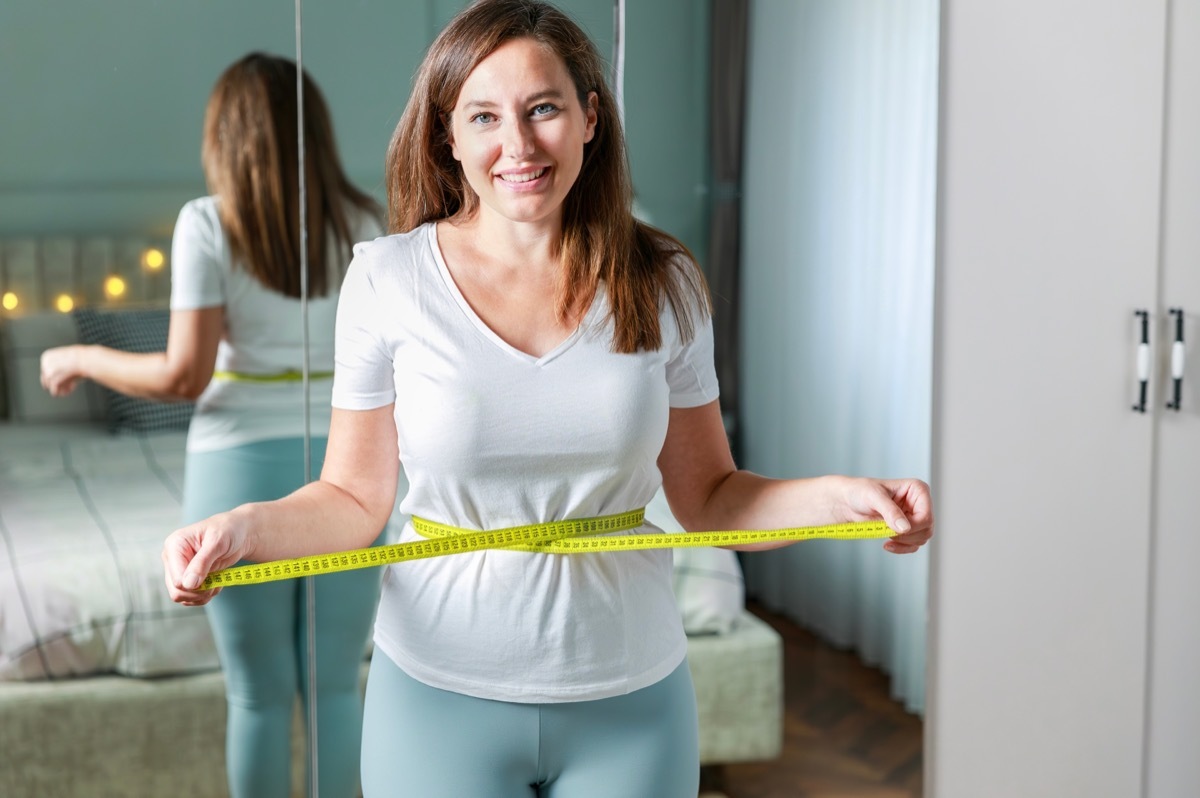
[501,119,535,159]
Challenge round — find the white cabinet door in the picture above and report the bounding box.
[1144,1,1200,794]
[929,2,1166,796]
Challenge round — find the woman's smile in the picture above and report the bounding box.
[495,165,551,188]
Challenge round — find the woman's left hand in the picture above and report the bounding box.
[837,476,933,554]
[40,345,85,397]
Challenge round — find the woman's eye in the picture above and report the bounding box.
[470,112,496,125]
[532,103,558,117]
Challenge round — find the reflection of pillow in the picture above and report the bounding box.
[646,489,746,636]
[72,308,194,433]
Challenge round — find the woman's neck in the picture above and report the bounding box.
[451,208,562,273]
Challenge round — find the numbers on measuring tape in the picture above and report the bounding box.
[200,512,894,590]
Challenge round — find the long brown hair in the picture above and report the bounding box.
[386,0,709,352]
[202,53,380,298]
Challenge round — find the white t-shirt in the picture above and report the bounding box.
[333,223,720,702]
[169,196,383,452]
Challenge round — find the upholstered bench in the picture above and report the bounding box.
[0,614,782,797]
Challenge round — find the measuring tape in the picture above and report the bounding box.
[200,509,894,589]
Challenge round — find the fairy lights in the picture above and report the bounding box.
[0,241,170,313]
[142,248,165,271]
[104,275,127,299]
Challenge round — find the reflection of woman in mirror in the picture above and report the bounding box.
[163,2,933,796]
[42,53,385,798]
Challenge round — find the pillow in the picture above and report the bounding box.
[645,489,745,636]
[1,312,105,422]
[72,308,194,433]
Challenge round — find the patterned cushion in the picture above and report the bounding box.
[72,308,194,433]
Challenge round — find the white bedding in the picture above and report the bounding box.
[0,422,218,681]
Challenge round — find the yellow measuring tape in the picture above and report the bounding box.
[201,509,894,590]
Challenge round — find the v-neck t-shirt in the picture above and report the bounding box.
[331,222,720,702]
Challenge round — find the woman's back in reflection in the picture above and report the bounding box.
[41,52,385,798]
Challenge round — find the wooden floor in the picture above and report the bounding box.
[702,601,924,798]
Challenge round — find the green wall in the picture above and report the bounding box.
[0,0,709,263]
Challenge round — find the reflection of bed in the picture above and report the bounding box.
[1,293,782,796]
[0,422,214,681]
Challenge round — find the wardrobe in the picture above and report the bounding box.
[929,1,1199,796]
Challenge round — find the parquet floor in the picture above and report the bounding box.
[702,601,924,798]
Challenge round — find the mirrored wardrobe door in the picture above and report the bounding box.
[0,2,297,795]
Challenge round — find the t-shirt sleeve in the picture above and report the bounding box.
[666,302,720,408]
[332,245,396,410]
[169,200,226,311]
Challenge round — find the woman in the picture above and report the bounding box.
[42,53,385,798]
[163,4,933,797]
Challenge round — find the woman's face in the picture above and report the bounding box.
[448,37,597,230]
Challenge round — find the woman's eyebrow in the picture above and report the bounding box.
[461,89,567,111]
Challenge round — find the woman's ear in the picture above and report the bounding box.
[583,91,598,143]
[442,111,461,161]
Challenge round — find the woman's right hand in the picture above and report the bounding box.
[40,345,86,397]
[162,510,253,606]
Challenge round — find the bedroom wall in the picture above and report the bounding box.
[0,0,710,261]
[0,0,710,425]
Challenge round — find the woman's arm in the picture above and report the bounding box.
[40,307,223,401]
[657,400,933,553]
[163,404,401,605]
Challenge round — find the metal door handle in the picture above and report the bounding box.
[1133,310,1150,413]
[1167,307,1185,411]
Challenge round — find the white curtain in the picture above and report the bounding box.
[738,0,939,714]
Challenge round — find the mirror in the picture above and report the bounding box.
[0,0,309,793]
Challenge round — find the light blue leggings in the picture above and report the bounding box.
[360,654,701,798]
[183,437,384,798]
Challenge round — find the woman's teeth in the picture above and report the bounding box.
[499,168,547,183]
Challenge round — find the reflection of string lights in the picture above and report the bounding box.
[104,275,127,299]
[142,248,165,271]
[2,241,169,312]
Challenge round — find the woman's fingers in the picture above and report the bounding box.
[40,347,80,396]
[162,518,241,604]
[873,478,934,555]
[162,537,212,604]
[884,539,923,554]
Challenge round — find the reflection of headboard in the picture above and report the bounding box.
[1,237,172,313]
[0,236,172,420]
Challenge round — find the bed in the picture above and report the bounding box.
[0,237,783,797]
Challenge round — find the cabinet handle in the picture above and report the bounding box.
[1133,310,1150,413]
[1167,307,1185,411]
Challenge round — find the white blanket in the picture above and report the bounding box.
[0,422,218,680]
